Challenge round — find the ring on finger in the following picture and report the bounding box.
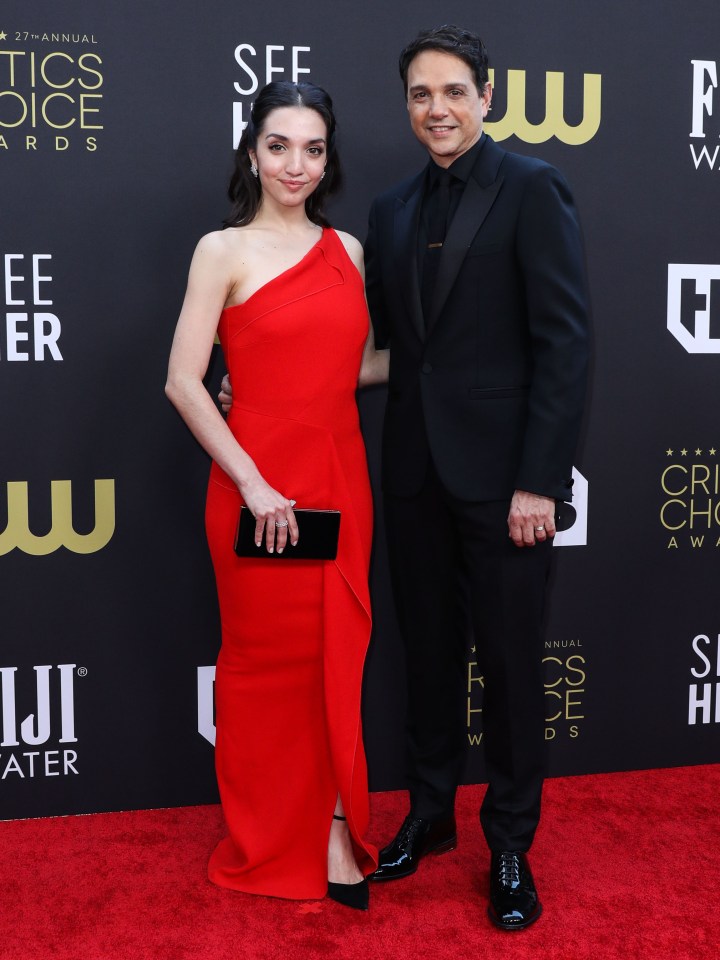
[275,520,289,528]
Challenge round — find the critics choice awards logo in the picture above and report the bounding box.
[0,26,102,152]
[690,59,720,170]
[660,447,720,550]
[688,633,720,725]
[232,41,311,148]
[467,639,586,746]
[0,664,86,781]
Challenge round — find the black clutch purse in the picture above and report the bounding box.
[234,506,341,560]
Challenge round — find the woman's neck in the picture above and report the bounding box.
[253,199,320,236]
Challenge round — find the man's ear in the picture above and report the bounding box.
[482,82,493,115]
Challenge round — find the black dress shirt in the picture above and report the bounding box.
[418,135,487,326]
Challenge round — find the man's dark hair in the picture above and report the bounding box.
[224,81,342,229]
[398,24,490,96]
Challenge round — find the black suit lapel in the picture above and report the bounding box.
[393,174,425,341]
[428,138,505,331]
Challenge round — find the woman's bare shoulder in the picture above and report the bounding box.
[333,229,364,270]
[190,229,256,284]
[194,227,250,258]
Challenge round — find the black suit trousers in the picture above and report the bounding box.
[384,460,552,852]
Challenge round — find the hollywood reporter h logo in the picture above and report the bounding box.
[667,265,720,354]
[485,68,601,145]
[0,479,115,555]
[553,467,589,547]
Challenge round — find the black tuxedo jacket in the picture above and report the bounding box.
[365,134,590,503]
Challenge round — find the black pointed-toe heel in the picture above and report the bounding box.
[327,878,369,910]
[327,814,370,911]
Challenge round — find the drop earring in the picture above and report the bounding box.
[250,161,258,177]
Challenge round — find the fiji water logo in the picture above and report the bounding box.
[0,664,84,779]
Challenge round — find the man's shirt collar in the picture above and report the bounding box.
[427,132,487,186]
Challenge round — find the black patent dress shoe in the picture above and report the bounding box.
[487,851,542,931]
[370,814,457,881]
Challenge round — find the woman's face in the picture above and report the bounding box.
[249,106,328,211]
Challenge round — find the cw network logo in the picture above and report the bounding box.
[554,467,589,547]
[0,479,115,555]
[667,265,720,354]
[690,60,720,170]
[485,69,601,145]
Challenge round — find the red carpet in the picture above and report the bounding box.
[3,765,719,960]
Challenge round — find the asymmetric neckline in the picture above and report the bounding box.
[223,228,327,313]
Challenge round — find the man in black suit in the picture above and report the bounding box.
[365,25,589,929]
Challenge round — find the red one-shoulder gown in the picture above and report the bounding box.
[204,228,377,899]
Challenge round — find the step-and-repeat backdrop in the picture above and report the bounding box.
[1,0,718,819]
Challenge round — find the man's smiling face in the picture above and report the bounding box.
[406,49,492,168]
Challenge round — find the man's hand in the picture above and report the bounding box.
[219,374,232,413]
[508,490,556,547]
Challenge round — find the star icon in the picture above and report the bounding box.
[470,646,476,654]
[680,448,688,456]
[695,448,702,456]
[0,31,8,41]
[710,448,717,456]
[666,448,673,456]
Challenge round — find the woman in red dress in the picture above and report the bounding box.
[166,82,387,909]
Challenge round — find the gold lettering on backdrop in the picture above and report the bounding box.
[466,655,484,746]
[485,70,602,145]
[661,464,688,496]
[543,655,586,735]
[0,51,103,142]
[0,480,115,555]
[661,454,719,547]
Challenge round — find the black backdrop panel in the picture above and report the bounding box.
[1,0,718,819]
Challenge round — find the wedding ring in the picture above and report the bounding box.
[275,520,289,528]
[289,500,296,507]
[535,525,545,531]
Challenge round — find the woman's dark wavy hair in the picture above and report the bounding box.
[223,81,342,229]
